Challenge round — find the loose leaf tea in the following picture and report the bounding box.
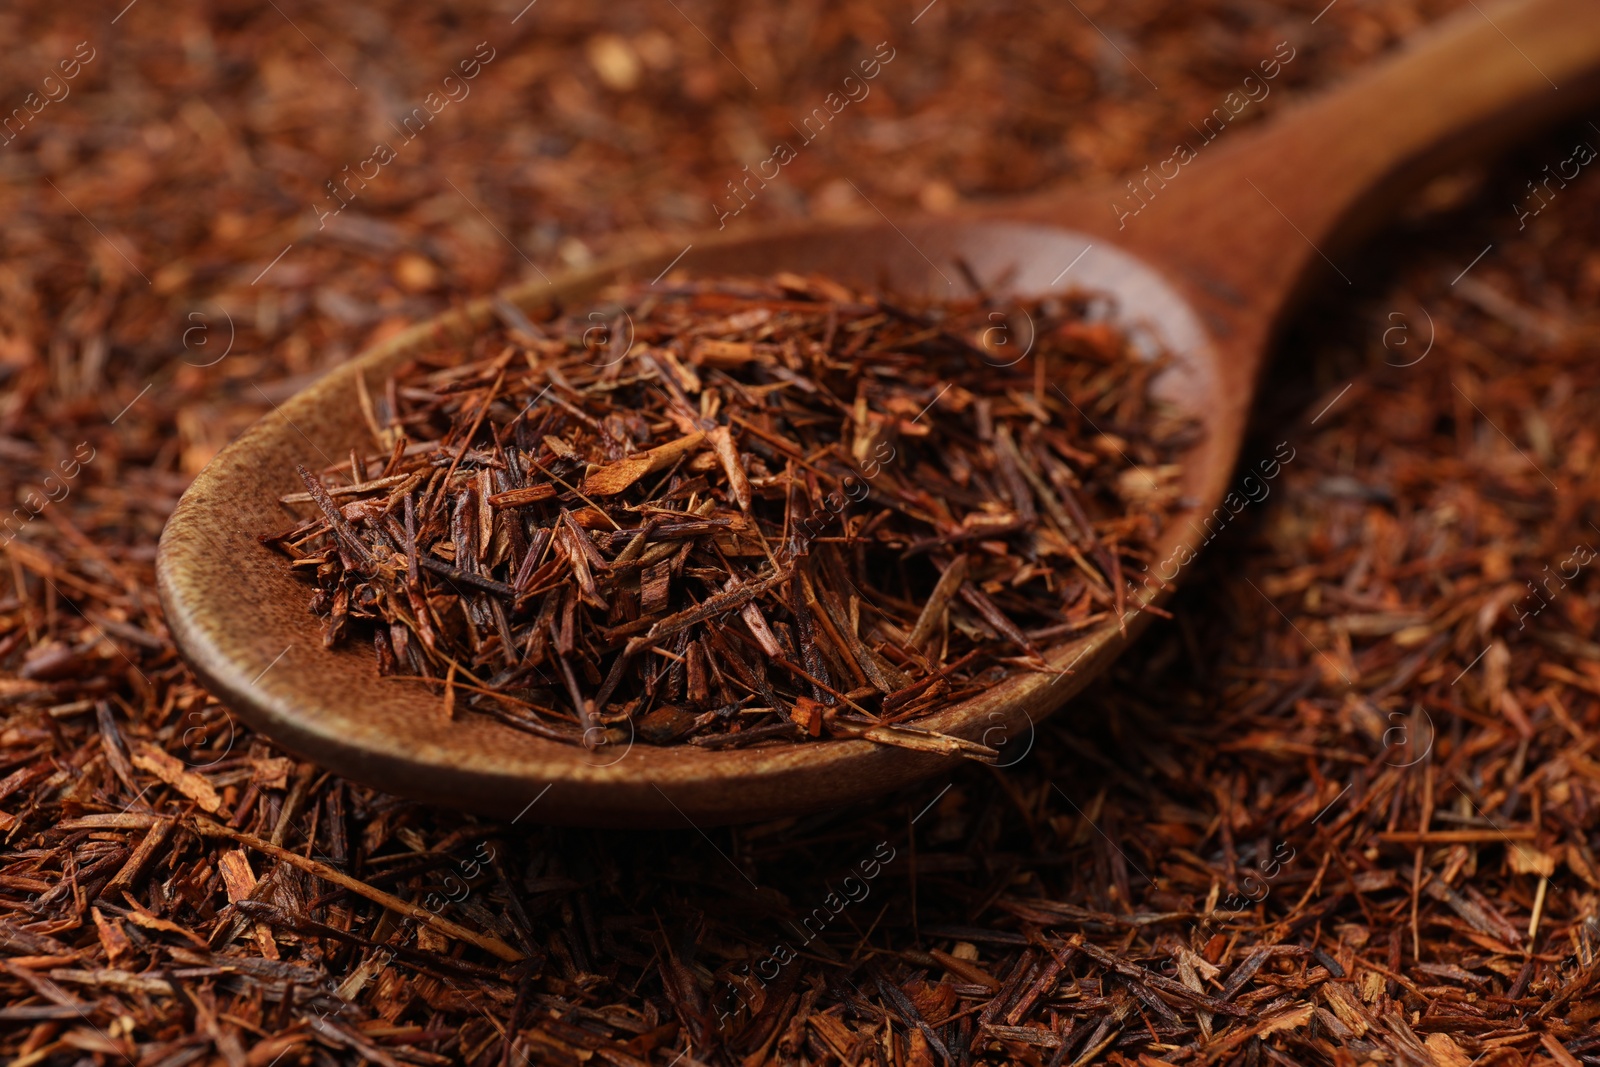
[263,274,1195,751]
[10,4,1600,1063]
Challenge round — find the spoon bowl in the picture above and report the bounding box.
[158,0,1600,825]
[158,220,1215,825]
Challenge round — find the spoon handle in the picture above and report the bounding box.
[1077,0,1600,366]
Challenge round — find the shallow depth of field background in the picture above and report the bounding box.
[2,1,1599,1064]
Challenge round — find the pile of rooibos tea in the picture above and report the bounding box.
[262,273,1196,753]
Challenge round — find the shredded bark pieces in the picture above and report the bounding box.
[4,2,1598,1063]
[264,276,1194,749]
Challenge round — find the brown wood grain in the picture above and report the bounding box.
[156,0,1600,825]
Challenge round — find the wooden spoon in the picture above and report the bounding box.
[158,0,1600,826]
